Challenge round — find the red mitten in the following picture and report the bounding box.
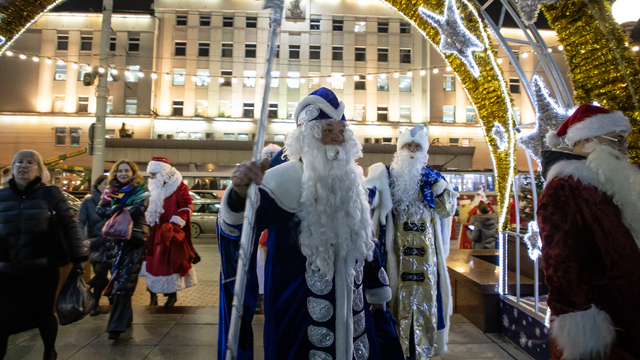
[159,222,174,245]
[171,222,185,243]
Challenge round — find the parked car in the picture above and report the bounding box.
[63,191,82,217]
[190,190,220,200]
[190,199,220,238]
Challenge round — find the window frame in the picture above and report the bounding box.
[199,15,211,27]
[173,69,186,86]
[377,106,389,122]
[245,43,257,58]
[310,18,321,31]
[332,19,344,31]
[289,44,301,60]
[55,127,67,146]
[332,46,343,61]
[176,14,188,26]
[377,48,389,62]
[378,21,389,33]
[198,42,210,57]
[174,41,187,57]
[443,105,455,123]
[80,36,92,51]
[172,100,184,116]
[221,43,233,58]
[128,37,140,52]
[57,35,68,51]
[400,48,411,64]
[246,16,257,28]
[125,98,138,115]
[309,45,321,60]
[223,16,234,27]
[355,47,366,62]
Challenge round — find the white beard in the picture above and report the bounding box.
[145,167,182,226]
[390,150,429,223]
[584,142,640,250]
[297,136,375,279]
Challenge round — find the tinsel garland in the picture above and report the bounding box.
[543,0,640,162]
[0,0,65,56]
[381,0,517,230]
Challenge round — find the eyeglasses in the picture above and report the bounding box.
[14,161,36,167]
[598,135,628,147]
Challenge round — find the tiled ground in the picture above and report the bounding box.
[5,236,533,359]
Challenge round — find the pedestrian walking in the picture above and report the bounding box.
[97,159,149,341]
[0,150,87,360]
[467,202,499,249]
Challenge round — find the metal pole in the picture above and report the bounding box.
[514,175,521,302]
[225,2,283,359]
[91,0,112,184]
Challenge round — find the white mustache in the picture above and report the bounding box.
[324,145,345,160]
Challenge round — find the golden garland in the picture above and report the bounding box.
[0,0,63,55]
[543,0,640,162]
[382,0,517,230]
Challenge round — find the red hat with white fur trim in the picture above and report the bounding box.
[147,157,171,174]
[546,104,631,148]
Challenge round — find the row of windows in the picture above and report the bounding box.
[52,95,138,115]
[174,14,411,34]
[57,35,141,53]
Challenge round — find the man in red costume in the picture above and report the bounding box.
[144,157,197,307]
[538,104,640,360]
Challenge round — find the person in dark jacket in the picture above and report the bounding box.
[0,150,87,360]
[466,202,499,249]
[97,159,149,341]
[78,174,116,316]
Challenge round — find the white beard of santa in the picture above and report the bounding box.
[284,120,375,279]
[390,149,429,223]
[146,167,182,226]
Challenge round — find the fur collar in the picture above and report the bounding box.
[260,160,304,213]
[157,169,183,200]
[546,159,603,190]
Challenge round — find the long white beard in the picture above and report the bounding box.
[145,168,181,226]
[390,150,429,223]
[585,142,640,250]
[297,138,375,279]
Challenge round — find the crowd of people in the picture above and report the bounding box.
[0,87,638,360]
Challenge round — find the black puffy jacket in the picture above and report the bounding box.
[0,177,87,269]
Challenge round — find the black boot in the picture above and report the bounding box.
[90,302,100,317]
[149,290,158,306]
[108,331,120,340]
[164,293,177,308]
[43,349,57,360]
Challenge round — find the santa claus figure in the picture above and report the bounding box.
[538,104,640,360]
[144,157,197,307]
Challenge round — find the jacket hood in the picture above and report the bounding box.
[540,150,586,181]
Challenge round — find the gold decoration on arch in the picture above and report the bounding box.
[0,0,65,56]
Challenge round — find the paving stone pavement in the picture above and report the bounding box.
[5,235,533,359]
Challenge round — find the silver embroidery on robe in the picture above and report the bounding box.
[353,285,364,311]
[378,268,390,285]
[353,311,365,337]
[354,334,370,360]
[305,270,332,296]
[218,217,240,237]
[309,350,333,360]
[354,264,364,285]
[307,325,334,347]
[307,297,334,323]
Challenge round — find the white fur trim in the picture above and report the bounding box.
[219,185,246,225]
[431,179,448,196]
[147,161,171,174]
[170,215,186,227]
[364,286,392,304]
[551,305,615,360]
[145,267,197,294]
[260,160,304,213]
[397,127,429,152]
[293,95,345,124]
[546,130,563,149]
[364,163,393,225]
[565,111,631,146]
[546,159,603,190]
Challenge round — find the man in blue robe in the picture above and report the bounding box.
[218,88,393,360]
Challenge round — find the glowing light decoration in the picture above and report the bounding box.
[417,0,485,78]
[523,221,542,260]
[516,76,572,164]
[514,0,560,25]
[0,0,66,56]
[0,36,5,46]
[492,123,508,151]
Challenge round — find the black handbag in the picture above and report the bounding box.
[46,187,71,267]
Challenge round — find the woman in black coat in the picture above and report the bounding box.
[97,159,149,340]
[78,174,117,315]
[0,150,87,360]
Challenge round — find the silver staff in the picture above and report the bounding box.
[225,1,284,359]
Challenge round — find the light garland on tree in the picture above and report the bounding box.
[0,0,65,56]
[516,75,572,165]
[417,0,485,78]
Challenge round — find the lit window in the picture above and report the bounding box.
[400,22,411,34]
[309,45,321,60]
[400,106,411,122]
[173,69,186,86]
[332,46,343,61]
[221,43,233,58]
[54,64,67,81]
[330,73,344,90]
[125,65,140,83]
[354,20,366,33]
[223,133,235,140]
[274,134,286,142]
[190,132,203,139]
[378,48,389,62]
[55,127,67,145]
[355,47,366,62]
[243,70,257,88]
[270,71,280,88]
[310,19,321,31]
[223,16,234,27]
[333,19,343,31]
[354,105,365,121]
[175,42,187,56]
[54,95,65,113]
[450,138,459,146]
[200,15,211,27]
[399,76,412,92]
[78,65,91,81]
[220,70,232,87]
[287,71,300,89]
[195,100,208,117]
[245,43,257,58]
[463,174,485,192]
[443,106,455,123]
[461,138,471,147]
[57,35,68,51]
[287,102,298,119]
[246,16,257,28]
[289,44,300,60]
[172,100,184,116]
[70,128,81,146]
[238,134,250,141]
[198,43,210,57]
[243,103,255,118]
[128,37,140,52]
[466,106,476,123]
[444,75,455,92]
[377,75,388,91]
[378,21,389,33]
[176,15,187,26]
[81,36,92,51]
[377,106,388,122]
[78,96,89,113]
[354,75,366,91]
[196,70,210,87]
[126,98,138,114]
[106,97,113,114]
[268,103,278,119]
[400,49,411,64]
[219,101,231,117]
[308,73,320,90]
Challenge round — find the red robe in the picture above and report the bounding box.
[145,182,197,293]
[538,161,640,360]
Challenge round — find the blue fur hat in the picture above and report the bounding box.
[293,87,346,126]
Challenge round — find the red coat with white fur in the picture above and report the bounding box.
[538,161,640,360]
[145,182,195,277]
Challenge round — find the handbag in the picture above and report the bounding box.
[102,207,134,240]
[56,268,95,325]
[46,187,71,267]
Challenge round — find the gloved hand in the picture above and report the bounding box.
[159,222,185,245]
